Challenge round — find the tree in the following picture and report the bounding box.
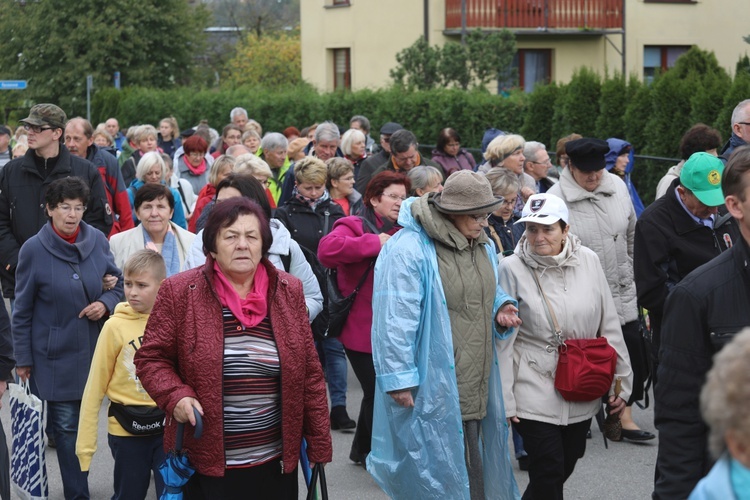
[224,30,301,88]
[555,67,601,138]
[0,0,210,115]
[465,29,516,90]
[210,0,300,39]
[595,72,627,140]
[390,38,441,91]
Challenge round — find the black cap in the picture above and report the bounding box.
[565,138,609,172]
[180,128,195,139]
[380,122,403,135]
[0,126,10,137]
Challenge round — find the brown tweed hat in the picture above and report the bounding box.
[431,170,503,215]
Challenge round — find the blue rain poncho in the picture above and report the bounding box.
[366,197,520,500]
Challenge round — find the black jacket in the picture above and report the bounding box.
[634,178,738,338]
[0,145,112,297]
[355,149,389,195]
[274,196,345,254]
[653,237,750,500]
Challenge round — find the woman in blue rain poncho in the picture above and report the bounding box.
[368,170,521,500]
[606,138,645,217]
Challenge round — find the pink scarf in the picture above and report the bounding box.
[212,261,268,328]
[185,156,207,176]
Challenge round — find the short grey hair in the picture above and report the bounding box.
[260,132,288,153]
[234,154,273,178]
[225,144,252,157]
[314,121,340,143]
[485,167,521,196]
[389,129,418,155]
[523,141,547,165]
[135,151,167,182]
[731,99,750,126]
[230,107,248,121]
[340,129,366,157]
[406,166,443,196]
[701,327,750,458]
[350,115,371,134]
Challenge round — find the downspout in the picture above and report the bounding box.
[424,0,429,42]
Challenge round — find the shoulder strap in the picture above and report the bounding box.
[176,183,191,216]
[529,267,564,346]
[280,252,292,273]
[358,216,379,234]
[487,225,504,254]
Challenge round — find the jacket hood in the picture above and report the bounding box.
[409,194,489,250]
[515,232,582,270]
[38,221,98,263]
[268,218,291,256]
[605,138,634,174]
[112,301,148,321]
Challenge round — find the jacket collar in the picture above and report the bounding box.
[558,167,617,202]
[201,253,280,302]
[20,144,73,177]
[38,221,97,263]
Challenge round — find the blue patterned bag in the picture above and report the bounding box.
[9,380,48,500]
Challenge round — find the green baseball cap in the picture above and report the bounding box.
[19,103,67,130]
[680,152,725,207]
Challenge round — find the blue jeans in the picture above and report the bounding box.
[512,423,527,459]
[108,434,165,500]
[318,338,348,408]
[47,400,89,499]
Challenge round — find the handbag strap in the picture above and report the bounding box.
[529,267,564,347]
[306,463,329,500]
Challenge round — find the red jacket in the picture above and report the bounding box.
[189,184,216,233]
[134,257,332,477]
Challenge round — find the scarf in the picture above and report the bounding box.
[143,225,181,277]
[212,261,268,328]
[293,187,330,211]
[391,152,421,171]
[184,156,207,176]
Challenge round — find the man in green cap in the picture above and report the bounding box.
[653,146,750,498]
[0,103,112,300]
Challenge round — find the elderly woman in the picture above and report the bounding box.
[606,138,645,217]
[548,138,652,442]
[164,152,197,220]
[177,134,212,194]
[288,137,310,163]
[369,170,520,499]
[235,153,276,209]
[127,151,188,229]
[497,193,632,498]
[121,124,159,187]
[326,157,362,216]
[183,173,323,321]
[13,177,123,499]
[318,171,410,466]
[190,155,236,233]
[242,129,261,155]
[158,116,181,158]
[431,127,476,176]
[555,133,582,173]
[111,184,195,277]
[134,198,332,499]
[483,133,536,213]
[341,128,367,179]
[406,165,444,197]
[485,168,524,258]
[212,124,243,159]
[259,132,291,205]
[689,328,750,499]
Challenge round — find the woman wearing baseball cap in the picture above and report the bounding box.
[496,192,633,498]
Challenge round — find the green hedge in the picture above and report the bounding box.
[91,46,745,206]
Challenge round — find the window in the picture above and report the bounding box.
[333,0,350,4]
[643,45,690,84]
[333,49,351,90]
[644,0,695,3]
[502,49,551,93]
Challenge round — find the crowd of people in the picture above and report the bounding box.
[0,99,749,499]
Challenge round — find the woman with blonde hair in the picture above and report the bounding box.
[327,157,361,216]
[122,125,159,188]
[158,116,181,157]
[341,129,367,179]
[483,133,536,212]
[235,153,276,209]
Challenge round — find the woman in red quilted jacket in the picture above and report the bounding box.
[135,197,332,499]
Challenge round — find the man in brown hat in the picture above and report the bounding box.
[0,104,112,299]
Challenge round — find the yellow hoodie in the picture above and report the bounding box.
[76,302,160,472]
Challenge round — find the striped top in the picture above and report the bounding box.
[222,309,282,468]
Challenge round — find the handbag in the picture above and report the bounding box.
[531,269,617,402]
[9,380,49,500]
[325,261,374,339]
[108,402,166,436]
[305,463,329,500]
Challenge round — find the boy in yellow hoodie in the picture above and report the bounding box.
[76,250,167,499]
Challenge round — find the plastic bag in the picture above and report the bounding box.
[9,380,48,500]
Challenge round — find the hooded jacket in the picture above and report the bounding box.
[719,132,747,164]
[86,144,134,237]
[548,168,638,325]
[605,138,645,217]
[367,196,519,500]
[12,221,123,401]
[497,234,633,425]
[76,302,159,471]
[688,455,737,500]
[109,221,195,276]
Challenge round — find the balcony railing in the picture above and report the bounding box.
[445,0,623,31]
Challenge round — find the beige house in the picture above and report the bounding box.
[301,0,749,92]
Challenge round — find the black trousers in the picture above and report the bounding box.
[515,418,591,500]
[344,348,376,460]
[621,320,646,404]
[184,459,298,500]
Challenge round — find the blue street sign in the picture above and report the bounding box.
[0,81,27,90]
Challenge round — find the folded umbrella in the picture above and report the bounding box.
[159,407,204,500]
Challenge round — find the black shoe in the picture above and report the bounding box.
[517,455,530,471]
[620,429,656,442]
[349,449,368,466]
[330,406,356,430]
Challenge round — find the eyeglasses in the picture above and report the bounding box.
[501,197,517,207]
[187,152,204,158]
[382,192,406,201]
[57,204,86,214]
[531,159,552,166]
[23,124,54,134]
[470,213,492,223]
[738,122,750,126]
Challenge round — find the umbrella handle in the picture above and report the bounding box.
[175,407,204,451]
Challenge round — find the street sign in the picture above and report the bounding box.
[0,81,27,90]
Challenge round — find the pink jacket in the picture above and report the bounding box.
[134,257,332,477]
[318,216,383,353]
